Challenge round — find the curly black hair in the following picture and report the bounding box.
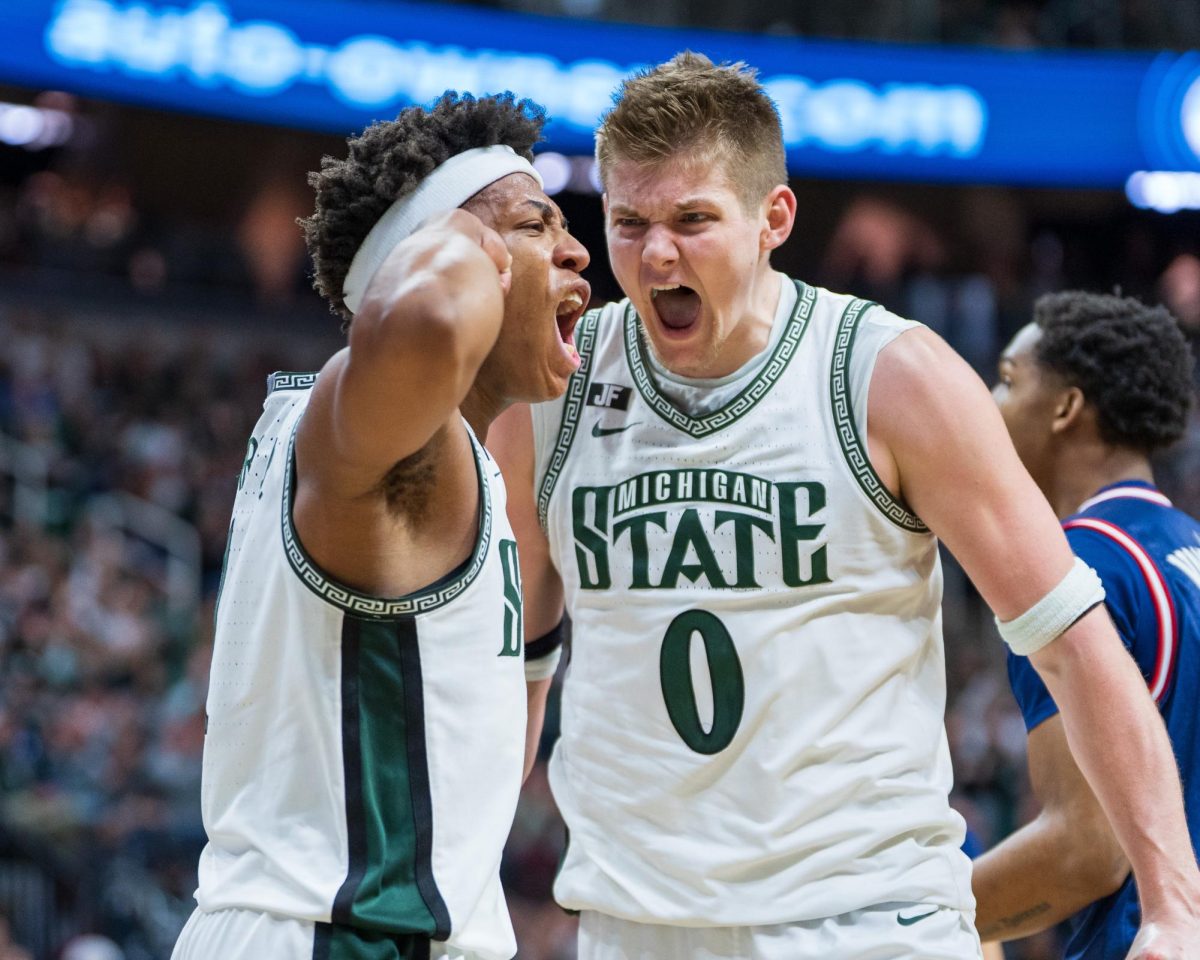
[1033,290,1195,453]
[300,92,546,323]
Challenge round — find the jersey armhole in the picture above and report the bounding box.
[282,415,495,619]
[830,300,929,534]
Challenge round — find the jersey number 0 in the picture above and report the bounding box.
[659,610,745,754]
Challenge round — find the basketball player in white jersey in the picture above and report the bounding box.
[171,93,590,960]
[489,54,1200,959]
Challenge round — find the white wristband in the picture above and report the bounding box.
[524,645,562,682]
[995,556,1106,656]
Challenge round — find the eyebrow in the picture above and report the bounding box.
[608,197,720,216]
[521,199,569,232]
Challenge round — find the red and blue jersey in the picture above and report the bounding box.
[1008,480,1200,960]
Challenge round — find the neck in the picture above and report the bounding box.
[716,266,783,377]
[459,385,506,444]
[1046,442,1155,519]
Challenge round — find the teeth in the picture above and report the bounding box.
[651,284,681,299]
[557,292,583,316]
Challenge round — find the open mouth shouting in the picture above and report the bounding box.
[555,282,590,369]
[650,283,702,334]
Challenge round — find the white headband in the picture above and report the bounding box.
[341,144,543,314]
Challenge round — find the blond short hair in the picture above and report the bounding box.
[595,51,787,210]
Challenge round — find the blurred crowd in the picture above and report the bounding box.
[0,310,333,959]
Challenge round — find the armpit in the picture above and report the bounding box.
[376,440,439,520]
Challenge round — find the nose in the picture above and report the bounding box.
[556,232,591,273]
[641,223,678,270]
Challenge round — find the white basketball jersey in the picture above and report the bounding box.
[533,280,972,926]
[196,373,526,960]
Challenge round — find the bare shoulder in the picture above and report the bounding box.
[871,326,986,430]
[864,325,994,501]
[869,324,1072,617]
[869,323,1022,497]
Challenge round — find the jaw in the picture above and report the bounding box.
[483,295,585,405]
[511,330,583,404]
[639,309,720,379]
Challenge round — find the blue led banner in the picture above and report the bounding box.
[2,0,1199,187]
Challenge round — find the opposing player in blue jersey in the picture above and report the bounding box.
[979,290,1200,959]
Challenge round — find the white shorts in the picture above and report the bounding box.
[577,904,984,960]
[171,907,450,960]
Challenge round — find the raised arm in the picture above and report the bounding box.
[298,209,512,495]
[489,402,567,780]
[870,327,1200,956]
[973,713,1128,942]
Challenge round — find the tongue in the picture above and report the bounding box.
[654,288,701,329]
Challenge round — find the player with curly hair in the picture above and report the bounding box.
[171,91,590,960]
[980,291,1200,959]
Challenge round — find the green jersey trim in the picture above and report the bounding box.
[329,616,450,939]
[281,421,494,618]
[623,279,816,438]
[268,371,318,394]
[537,308,601,530]
[311,922,433,959]
[829,298,929,534]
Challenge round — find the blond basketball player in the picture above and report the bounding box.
[489,54,1200,960]
[171,93,590,960]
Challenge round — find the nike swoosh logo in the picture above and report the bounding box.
[897,908,939,926]
[591,421,641,438]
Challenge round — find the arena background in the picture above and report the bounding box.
[0,1,1199,958]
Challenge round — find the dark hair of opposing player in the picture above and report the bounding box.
[1033,290,1195,453]
[300,91,546,324]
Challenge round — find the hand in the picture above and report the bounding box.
[1127,918,1200,959]
[420,208,512,296]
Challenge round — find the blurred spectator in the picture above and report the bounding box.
[1159,253,1200,338]
[0,912,32,960]
[59,936,122,960]
[0,306,334,958]
[236,180,309,308]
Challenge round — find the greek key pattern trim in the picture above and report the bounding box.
[537,308,600,530]
[624,280,816,438]
[281,425,494,618]
[267,371,318,394]
[829,298,928,534]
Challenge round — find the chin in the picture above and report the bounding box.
[648,333,712,375]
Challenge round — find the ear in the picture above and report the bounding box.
[602,193,609,221]
[760,185,797,253]
[1050,385,1086,435]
